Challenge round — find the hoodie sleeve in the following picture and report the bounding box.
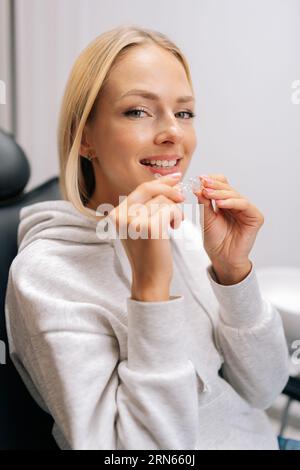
[6,257,199,450]
[206,263,290,410]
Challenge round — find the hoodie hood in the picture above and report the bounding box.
[17,200,105,254]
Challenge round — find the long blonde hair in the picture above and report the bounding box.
[57,24,194,221]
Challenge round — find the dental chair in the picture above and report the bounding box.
[0,128,60,449]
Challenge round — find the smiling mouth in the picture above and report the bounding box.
[139,158,182,176]
[140,159,181,169]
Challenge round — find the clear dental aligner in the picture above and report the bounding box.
[154,173,202,194]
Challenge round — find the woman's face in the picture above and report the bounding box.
[81,44,197,209]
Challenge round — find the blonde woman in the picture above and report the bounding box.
[5,25,290,450]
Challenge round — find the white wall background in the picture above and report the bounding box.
[14,0,300,268]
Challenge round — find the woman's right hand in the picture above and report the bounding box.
[109,173,185,300]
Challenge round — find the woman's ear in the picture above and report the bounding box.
[80,125,94,157]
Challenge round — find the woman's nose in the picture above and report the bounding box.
[155,115,184,143]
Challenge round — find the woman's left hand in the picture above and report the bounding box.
[193,174,265,285]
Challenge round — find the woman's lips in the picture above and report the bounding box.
[140,160,181,175]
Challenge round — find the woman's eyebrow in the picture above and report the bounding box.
[117,89,195,103]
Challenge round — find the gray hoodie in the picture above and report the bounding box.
[4,200,290,450]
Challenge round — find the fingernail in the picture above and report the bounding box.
[200,175,214,184]
[170,172,182,179]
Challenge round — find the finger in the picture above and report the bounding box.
[128,193,184,223]
[204,173,229,184]
[193,186,212,208]
[132,202,183,238]
[152,203,184,234]
[145,196,184,229]
[193,184,217,226]
[215,198,265,226]
[215,197,249,211]
[128,173,184,205]
[200,176,231,191]
[111,175,184,232]
[201,188,241,200]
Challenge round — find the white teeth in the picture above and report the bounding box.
[142,159,177,167]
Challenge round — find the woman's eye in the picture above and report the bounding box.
[124,108,147,118]
[176,111,196,119]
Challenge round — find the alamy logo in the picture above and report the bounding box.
[94,198,204,251]
[0,80,6,105]
[0,339,6,365]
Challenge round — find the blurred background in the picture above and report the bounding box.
[0,0,300,444]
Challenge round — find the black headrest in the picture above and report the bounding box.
[0,129,30,201]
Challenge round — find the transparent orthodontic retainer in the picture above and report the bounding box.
[154,173,202,195]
